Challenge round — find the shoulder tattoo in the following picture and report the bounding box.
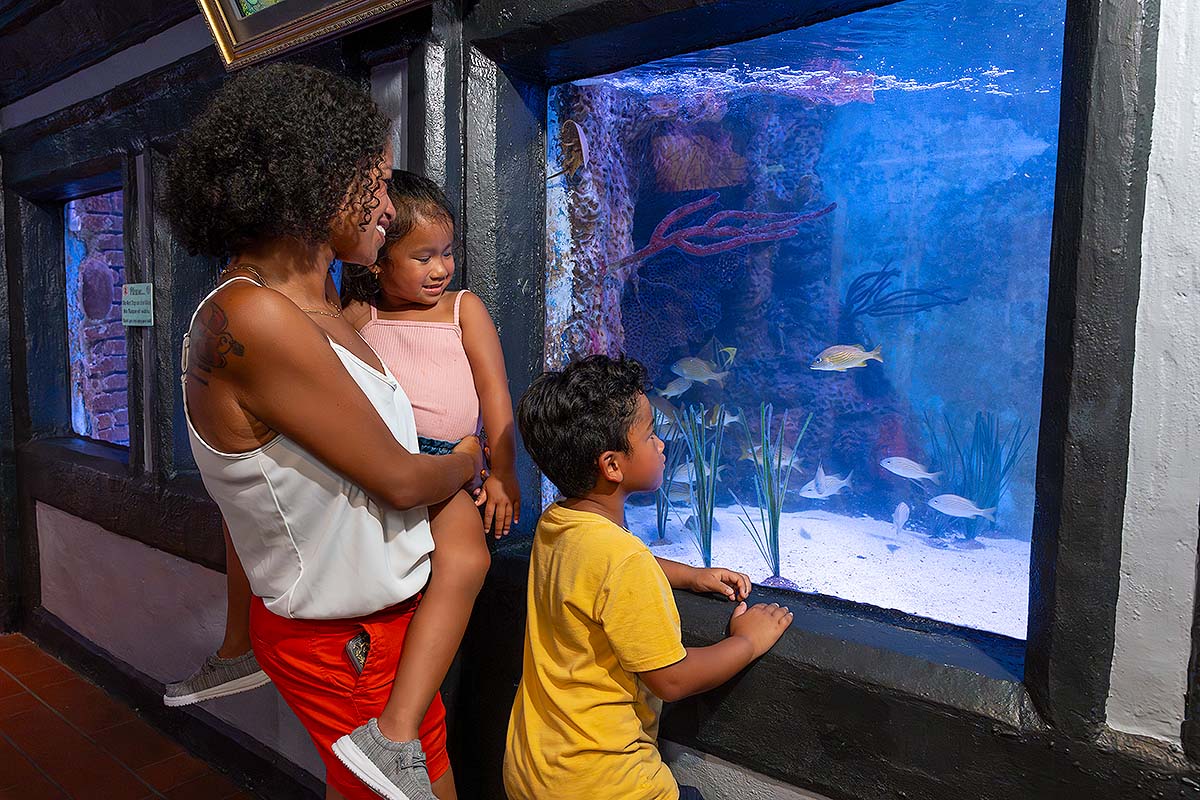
[187,302,245,386]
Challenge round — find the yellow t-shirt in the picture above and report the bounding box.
[503,503,688,800]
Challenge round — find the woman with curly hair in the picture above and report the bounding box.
[163,63,484,800]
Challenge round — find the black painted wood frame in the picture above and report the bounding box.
[451,0,1170,794]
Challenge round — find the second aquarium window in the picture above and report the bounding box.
[544,0,1065,639]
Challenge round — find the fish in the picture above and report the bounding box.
[704,405,741,428]
[671,357,730,387]
[661,481,691,504]
[799,462,853,499]
[659,377,693,399]
[892,501,910,536]
[738,442,765,462]
[880,457,942,484]
[810,344,883,372]
[649,395,681,421]
[927,494,996,521]
[683,515,721,533]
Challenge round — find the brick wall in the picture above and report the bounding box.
[65,191,128,445]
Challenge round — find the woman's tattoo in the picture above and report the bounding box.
[188,303,245,386]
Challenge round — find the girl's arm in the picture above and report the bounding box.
[458,291,521,536]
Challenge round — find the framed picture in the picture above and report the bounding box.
[197,0,429,70]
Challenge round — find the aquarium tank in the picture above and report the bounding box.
[543,0,1064,639]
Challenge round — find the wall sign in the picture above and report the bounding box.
[197,0,431,70]
[121,283,154,327]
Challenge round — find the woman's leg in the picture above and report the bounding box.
[376,490,490,742]
[218,520,254,658]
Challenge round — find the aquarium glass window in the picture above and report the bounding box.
[64,190,129,446]
[544,0,1066,638]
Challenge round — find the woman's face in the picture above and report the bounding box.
[376,215,456,306]
[330,144,395,265]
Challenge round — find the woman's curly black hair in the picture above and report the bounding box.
[163,62,391,258]
[340,170,457,305]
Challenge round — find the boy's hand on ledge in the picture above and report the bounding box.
[686,566,751,602]
[728,601,793,659]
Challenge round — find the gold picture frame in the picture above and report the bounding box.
[196,0,429,70]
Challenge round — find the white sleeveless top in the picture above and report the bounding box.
[181,277,433,620]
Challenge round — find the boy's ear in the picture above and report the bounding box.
[598,450,624,484]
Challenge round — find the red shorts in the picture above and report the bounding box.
[249,596,450,798]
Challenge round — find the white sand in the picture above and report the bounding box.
[626,504,1030,639]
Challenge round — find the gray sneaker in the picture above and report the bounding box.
[163,651,271,707]
[332,718,434,800]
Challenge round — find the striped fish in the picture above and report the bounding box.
[810,344,883,372]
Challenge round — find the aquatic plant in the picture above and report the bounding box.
[654,407,690,543]
[923,410,1030,539]
[734,405,813,577]
[607,193,836,274]
[843,267,966,323]
[678,404,726,567]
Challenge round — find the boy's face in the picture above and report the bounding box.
[615,394,666,494]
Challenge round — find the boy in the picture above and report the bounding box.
[505,355,793,800]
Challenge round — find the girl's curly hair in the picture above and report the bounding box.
[163,62,391,258]
[340,171,456,305]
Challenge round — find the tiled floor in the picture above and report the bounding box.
[0,634,252,800]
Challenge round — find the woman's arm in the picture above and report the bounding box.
[458,291,521,534]
[187,282,482,511]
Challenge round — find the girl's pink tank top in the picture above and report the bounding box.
[358,290,481,443]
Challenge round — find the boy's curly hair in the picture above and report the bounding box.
[163,62,391,258]
[518,355,649,498]
[340,171,456,305]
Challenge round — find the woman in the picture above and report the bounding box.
[163,63,483,800]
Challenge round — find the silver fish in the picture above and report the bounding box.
[928,494,995,521]
[810,344,883,372]
[661,481,691,504]
[671,357,730,386]
[660,376,693,399]
[799,462,853,499]
[683,515,721,533]
[880,457,942,484]
[892,501,910,536]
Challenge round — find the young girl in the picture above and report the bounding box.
[166,172,519,800]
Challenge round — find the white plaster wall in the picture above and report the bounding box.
[1106,0,1200,744]
[35,504,324,780]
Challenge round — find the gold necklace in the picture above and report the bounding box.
[222,263,342,318]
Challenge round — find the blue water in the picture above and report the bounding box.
[544,0,1065,637]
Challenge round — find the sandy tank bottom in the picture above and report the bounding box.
[626,505,1030,639]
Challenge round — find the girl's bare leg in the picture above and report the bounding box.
[376,490,490,742]
[218,521,254,658]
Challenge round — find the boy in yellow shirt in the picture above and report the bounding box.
[504,355,794,800]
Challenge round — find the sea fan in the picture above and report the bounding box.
[652,131,747,192]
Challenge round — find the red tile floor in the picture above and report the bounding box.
[0,634,253,799]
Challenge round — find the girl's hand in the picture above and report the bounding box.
[452,435,487,494]
[482,472,521,539]
[688,567,751,602]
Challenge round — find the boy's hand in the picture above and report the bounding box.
[728,602,792,659]
[687,567,751,602]
[482,472,521,538]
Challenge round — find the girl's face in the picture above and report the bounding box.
[330,145,395,266]
[376,215,456,305]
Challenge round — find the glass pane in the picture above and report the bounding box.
[64,190,129,446]
[544,0,1066,638]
